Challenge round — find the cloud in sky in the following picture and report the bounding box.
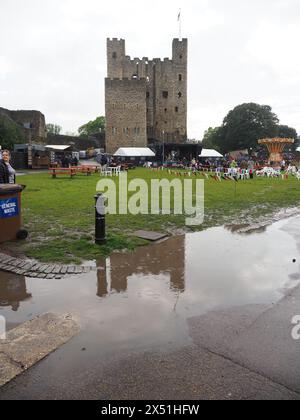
[0,0,299,138]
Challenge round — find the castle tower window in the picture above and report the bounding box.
[162,91,169,99]
[178,92,182,98]
[175,107,179,113]
[179,74,182,82]
[146,92,150,99]
[164,108,167,113]
[179,54,183,59]
[112,52,117,59]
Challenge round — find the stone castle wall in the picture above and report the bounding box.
[105,38,188,154]
[105,78,147,154]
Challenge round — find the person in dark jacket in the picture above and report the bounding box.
[0,150,16,184]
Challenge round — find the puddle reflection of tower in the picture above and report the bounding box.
[97,259,112,298]
[96,236,186,297]
[0,272,32,312]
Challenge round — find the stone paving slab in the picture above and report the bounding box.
[0,313,80,387]
[0,354,23,388]
[133,230,169,242]
[0,252,94,279]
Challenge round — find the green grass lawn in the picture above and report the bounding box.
[2,168,300,264]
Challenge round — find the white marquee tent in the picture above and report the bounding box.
[114,147,155,157]
[200,149,223,158]
[45,145,72,151]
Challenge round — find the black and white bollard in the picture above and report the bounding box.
[95,193,106,245]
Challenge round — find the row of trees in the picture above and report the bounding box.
[202,103,298,153]
[46,116,106,138]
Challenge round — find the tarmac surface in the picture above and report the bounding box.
[1,216,300,399]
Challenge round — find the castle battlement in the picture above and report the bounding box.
[124,56,166,65]
[173,38,188,42]
[107,38,125,42]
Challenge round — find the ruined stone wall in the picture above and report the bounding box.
[105,78,147,154]
[10,110,47,142]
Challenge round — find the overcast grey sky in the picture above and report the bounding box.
[0,0,299,139]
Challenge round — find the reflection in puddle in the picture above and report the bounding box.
[0,216,300,354]
[97,236,185,298]
[0,272,32,312]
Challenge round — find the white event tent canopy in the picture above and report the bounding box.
[45,145,72,151]
[200,149,223,158]
[114,147,155,157]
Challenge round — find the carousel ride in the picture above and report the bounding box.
[258,138,295,164]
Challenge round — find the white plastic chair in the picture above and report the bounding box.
[101,168,113,177]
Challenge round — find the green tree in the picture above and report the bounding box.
[202,127,223,151]
[0,115,25,150]
[277,125,298,151]
[78,116,106,138]
[46,124,62,135]
[221,103,279,152]
[276,125,297,140]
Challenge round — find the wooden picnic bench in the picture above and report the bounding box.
[49,168,77,179]
[74,165,100,175]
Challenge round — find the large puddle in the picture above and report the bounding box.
[1,216,300,358]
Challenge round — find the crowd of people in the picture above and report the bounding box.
[175,155,299,175]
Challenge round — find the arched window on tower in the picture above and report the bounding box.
[179,74,182,82]
[112,52,117,59]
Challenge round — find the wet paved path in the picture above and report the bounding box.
[0,252,93,279]
[1,216,300,399]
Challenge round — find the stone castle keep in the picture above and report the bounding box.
[105,38,188,154]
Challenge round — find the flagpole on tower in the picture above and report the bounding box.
[178,9,182,40]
